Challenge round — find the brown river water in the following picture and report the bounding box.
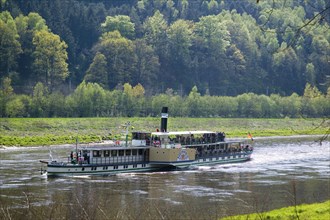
[0,136,329,219]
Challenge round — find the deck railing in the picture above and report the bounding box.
[90,155,146,165]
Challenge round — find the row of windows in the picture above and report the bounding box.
[200,154,245,161]
[93,149,146,157]
[76,164,147,171]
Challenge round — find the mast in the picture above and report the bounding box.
[124,121,131,147]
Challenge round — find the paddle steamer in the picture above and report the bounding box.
[40,107,253,176]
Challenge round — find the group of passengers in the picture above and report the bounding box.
[195,144,253,157]
[69,150,90,164]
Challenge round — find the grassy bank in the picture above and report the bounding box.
[221,200,330,220]
[0,117,328,146]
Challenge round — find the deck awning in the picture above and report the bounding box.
[151,131,216,136]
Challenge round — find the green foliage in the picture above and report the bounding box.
[84,52,108,88]
[0,81,329,118]
[221,200,330,220]
[133,39,159,88]
[5,94,30,117]
[66,81,109,117]
[32,29,69,91]
[1,1,330,96]
[143,10,168,56]
[0,11,22,75]
[94,31,136,89]
[101,15,135,39]
[0,77,14,116]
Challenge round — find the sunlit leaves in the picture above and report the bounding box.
[143,10,168,55]
[167,19,194,65]
[0,11,22,75]
[32,30,69,91]
[101,15,135,39]
[84,52,108,89]
[94,31,136,89]
[133,39,159,88]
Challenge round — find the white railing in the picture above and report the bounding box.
[91,155,145,164]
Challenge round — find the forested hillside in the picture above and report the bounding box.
[1,0,329,94]
[0,0,329,117]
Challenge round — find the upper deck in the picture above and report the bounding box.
[151,131,216,136]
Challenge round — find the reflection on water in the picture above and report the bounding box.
[0,137,329,219]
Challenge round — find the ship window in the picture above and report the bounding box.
[82,168,85,171]
[132,149,137,155]
[125,150,131,156]
[133,164,137,168]
[111,150,117,157]
[93,151,101,157]
[138,149,143,155]
[104,150,110,157]
[119,150,124,156]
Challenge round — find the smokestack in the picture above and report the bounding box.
[160,107,168,132]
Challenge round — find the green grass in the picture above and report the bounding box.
[220,200,330,220]
[0,117,328,146]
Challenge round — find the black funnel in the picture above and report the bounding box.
[160,107,168,132]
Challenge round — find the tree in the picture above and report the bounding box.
[14,12,49,84]
[47,91,65,117]
[32,29,69,91]
[302,83,324,117]
[133,39,159,89]
[132,83,145,98]
[93,31,136,89]
[30,82,48,117]
[0,77,14,116]
[177,0,189,19]
[101,15,135,39]
[257,0,330,45]
[271,45,302,94]
[184,86,202,117]
[166,19,194,90]
[305,63,316,86]
[0,11,22,76]
[193,14,230,94]
[84,52,108,89]
[143,10,168,57]
[5,95,31,117]
[67,81,108,117]
[167,19,194,66]
[303,83,322,99]
[208,0,219,14]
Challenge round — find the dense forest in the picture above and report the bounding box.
[0,0,329,117]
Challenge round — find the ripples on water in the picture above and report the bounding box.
[0,137,329,219]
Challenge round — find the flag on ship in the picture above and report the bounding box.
[248,132,254,141]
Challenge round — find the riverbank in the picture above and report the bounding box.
[221,200,330,220]
[0,117,328,146]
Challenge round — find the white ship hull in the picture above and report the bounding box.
[43,151,252,176]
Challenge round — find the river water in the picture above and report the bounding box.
[0,137,329,220]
